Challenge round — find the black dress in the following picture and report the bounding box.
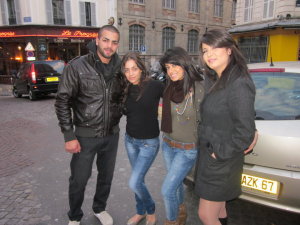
[195,74,256,201]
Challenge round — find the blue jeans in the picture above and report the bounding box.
[161,137,198,221]
[125,133,160,215]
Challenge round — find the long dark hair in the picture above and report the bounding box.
[159,47,203,97]
[199,29,250,91]
[121,52,150,101]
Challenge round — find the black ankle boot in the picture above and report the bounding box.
[219,217,227,225]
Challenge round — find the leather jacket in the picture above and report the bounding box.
[55,45,123,142]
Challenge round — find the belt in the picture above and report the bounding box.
[163,137,195,150]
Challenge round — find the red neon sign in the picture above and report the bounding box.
[0,31,15,37]
[0,29,98,38]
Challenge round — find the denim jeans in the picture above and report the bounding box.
[161,137,198,221]
[68,134,119,221]
[125,133,160,215]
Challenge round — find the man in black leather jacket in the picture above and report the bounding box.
[55,25,123,225]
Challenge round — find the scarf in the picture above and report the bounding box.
[161,80,185,133]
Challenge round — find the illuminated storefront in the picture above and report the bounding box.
[0,25,99,75]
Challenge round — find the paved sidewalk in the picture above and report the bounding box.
[0,84,12,96]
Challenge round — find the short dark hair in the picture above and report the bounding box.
[98,25,120,40]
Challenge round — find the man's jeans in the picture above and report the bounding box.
[68,134,119,221]
[125,134,160,215]
[161,137,198,221]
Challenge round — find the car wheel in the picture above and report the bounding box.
[29,90,37,101]
[12,87,22,98]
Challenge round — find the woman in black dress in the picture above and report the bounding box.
[195,29,256,225]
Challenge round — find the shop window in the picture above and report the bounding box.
[163,0,175,9]
[189,0,199,13]
[187,30,199,53]
[263,0,274,19]
[244,0,253,22]
[238,36,268,63]
[162,27,175,52]
[214,0,223,17]
[129,25,145,52]
[79,1,96,26]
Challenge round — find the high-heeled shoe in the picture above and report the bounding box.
[127,214,146,225]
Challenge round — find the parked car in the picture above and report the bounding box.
[12,60,65,100]
[186,61,300,213]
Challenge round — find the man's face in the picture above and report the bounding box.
[96,30,119,62]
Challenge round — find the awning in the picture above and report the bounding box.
[229,19,300,34]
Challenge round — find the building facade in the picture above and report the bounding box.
[117,0,236,69]
[229,0,300,63]
[0,0,117,75]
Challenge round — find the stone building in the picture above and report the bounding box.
[117,0,236,69]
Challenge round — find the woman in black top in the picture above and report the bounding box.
[195,29,256,225]
[121,52,164,225]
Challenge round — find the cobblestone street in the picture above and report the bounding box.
[0,86,300,225]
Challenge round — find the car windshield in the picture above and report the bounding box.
[251,72,300,120]
[34,61,65,74]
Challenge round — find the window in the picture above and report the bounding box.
[251,72,300,119]
[238,36,268,63]
[52,0,65,25]
[7,0,16,24]
[162,27,175,52]
[0,0,20,25]
[244,0,253,22]
[231,0,237,20]
[214,0,223,17]
[85,2,91,26]
[187,30,199,53]
[296,0,300,7]
[129,25,145,52]
[79,1,96,26]
[189,0,199,13]
[45,0,71,25]
[263,0,274,18]
[129,0,144,3]
[163,0,175,9]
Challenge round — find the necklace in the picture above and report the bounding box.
[175,92,192,115]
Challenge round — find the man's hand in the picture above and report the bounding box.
[244,131,258,154]
[65,139,81,153]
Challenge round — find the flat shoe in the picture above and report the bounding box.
[127,214,146,225]
[146,220,156,225]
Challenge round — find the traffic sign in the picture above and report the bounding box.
[140,45,146,52]
[25,42,35,51]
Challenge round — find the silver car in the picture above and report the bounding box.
[186,61,300,213]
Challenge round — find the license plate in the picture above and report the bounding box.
[241,174,279,195]
[46,77,59,82]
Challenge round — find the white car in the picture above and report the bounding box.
[187,61,300,213]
